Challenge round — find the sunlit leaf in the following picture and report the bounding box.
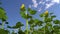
[0,7,7,21]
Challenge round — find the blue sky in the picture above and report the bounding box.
[1,0,60,30]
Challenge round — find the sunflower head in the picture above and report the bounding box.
[44,10,48,14]
[44,10,49,17]
[21,4,25,9]
[20,4,25,11]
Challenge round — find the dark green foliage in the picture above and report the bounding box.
[53,25,60,29]
[0,7,7,21]
[40,14,44,17]
[7,22,24,29]
[13,22,24,28]
[52,25,60,34]
[44,13,49,17]
[7,25,12,28]
[28,19,34,25]
[20,11,32,19]
[34,19,43,26]
[44,17,52,23]
[20,11,26,19]
[11,22,24,29]
[51,15,56,18]
[28,8,37,15]
[29,10,36,15]
[11,30,17,34]
[0,29,9,34]
[18,30,25,34]
[53,20,60,24]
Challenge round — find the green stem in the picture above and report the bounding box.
[2,21,5,29]
[43,15,45,34]
[44,26,45,34]
[26,19,28,34]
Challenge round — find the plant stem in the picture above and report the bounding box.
[2,21,4,29]
[44,26,45,34]
[26,10,28,34]
[26,19,28,34]
[43,15,45,34]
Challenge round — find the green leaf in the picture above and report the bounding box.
[28,8,31,11]
[53,20,60,24]
[20,11,26,19]
[53,25,60,29]
[46,22,52,26]
[7,25,12,28]
[29,10,36,15]
[40,14,44,17]
[12,22,24,29]
[0,29,9,34]
[28,8,37,15]
[26,14,32,19]
[53,26,60,34]
[18,30,25,34]
[44,17,52,23]
[0,7,7,21]
[51,15,56,19]
[34,19,43,26]
[44,13,49,17]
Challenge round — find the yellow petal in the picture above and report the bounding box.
[44,10,48,14]
[21,4,25,9]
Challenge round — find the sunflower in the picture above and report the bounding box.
[44,10,49,17]
[21,4,25,9]
[44,10,48,15]
[20,4,25,11]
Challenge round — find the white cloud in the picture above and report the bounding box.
[31,0,60,11]
[39,1,42,4]
[32,0,37,3]
[39,1,45,4]
[32,0,38,8]
[32,3,38,8]
[45,0,60,9]
[46,0,50,1]
[52,0,60,4]
[45,3,54,9]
